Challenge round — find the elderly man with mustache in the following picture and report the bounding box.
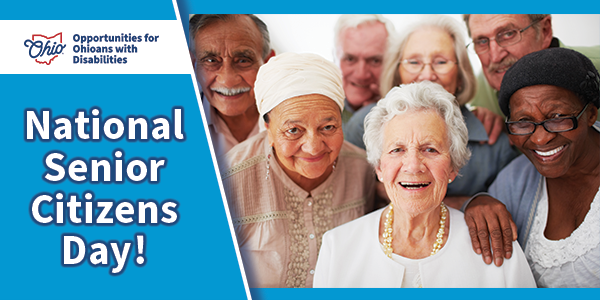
[190,14,275,156]
[464,14,600,120]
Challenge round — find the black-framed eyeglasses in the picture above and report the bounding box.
[467,18,543,54]
[505,102,590,135]
[400,58,457,74]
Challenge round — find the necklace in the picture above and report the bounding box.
[382,202,448,258]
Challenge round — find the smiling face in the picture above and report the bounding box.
[468,14,552,91]
[376,110,457,215]
[194,15,268,118]
[339,22,388,110]
[507,85,597,179]
[399,27,459,95]
[266,95,344,186]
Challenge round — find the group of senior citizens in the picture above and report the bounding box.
[346,15,518,200]
[195,13,600,288]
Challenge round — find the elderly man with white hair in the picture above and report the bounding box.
[190,14,275,156]
[221,52,375,288]
[334,14,395,123]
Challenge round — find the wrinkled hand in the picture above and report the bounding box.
[464,195,517,267]
[472,106,504,145]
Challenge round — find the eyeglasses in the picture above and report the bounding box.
[467,18,542,54]
[505,102,590,135]
[400,58,457,74]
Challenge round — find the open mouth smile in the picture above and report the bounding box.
[350,82,369,88]
[212,87,251,97]
[534,145,565,157]
[400,182,431,190]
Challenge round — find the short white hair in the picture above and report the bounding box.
[364,81,471,171]
[333,14,396,61]
[379,15,476,106]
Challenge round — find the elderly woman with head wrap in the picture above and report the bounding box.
[313,81,535,288]
[345,15,518,208]
[220,52,375,288]
[463,48,600,288]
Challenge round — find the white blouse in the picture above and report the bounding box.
[314,206,536,288]
[525,179,600,287]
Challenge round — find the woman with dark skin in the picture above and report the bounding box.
[464,48,600,287]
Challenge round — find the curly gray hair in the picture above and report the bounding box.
[364,81,471,171]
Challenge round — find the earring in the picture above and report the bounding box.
[332,158,338,171]
[448,179,453,183]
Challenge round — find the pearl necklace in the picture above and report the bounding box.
[382,202,448,258]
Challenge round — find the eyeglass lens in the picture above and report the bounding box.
[508,118,575,134]
[474,30,521,53]
[507,102,590,135]
[401,60,455,74]
[471,19,541,54]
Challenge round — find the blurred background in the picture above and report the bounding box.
[255,14,600,76]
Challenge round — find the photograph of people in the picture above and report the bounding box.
[220,52,375,288]
[464,48,600,288]
[313,82,535,287]
[344,15,518,207]
[190,14,599,289]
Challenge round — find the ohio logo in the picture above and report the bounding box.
[24,33,67,65]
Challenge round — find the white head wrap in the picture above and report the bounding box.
[254,52,345,131]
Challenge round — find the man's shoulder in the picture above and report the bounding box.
[561,41,600,70]
[470,73,503,117]
[343,102,377,149]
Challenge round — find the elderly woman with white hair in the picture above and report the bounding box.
[345,15,518,207]
[313,82,535,288]
[220,52,375,288]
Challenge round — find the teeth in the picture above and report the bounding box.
[400,182,430,190]
[535,145,564,156]
[351,82,369,88]
[211,86,251,96]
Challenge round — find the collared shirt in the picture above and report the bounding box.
[201,94,259,157]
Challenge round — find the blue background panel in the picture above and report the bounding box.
[0,0,176,20]
[179,0,600,298]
